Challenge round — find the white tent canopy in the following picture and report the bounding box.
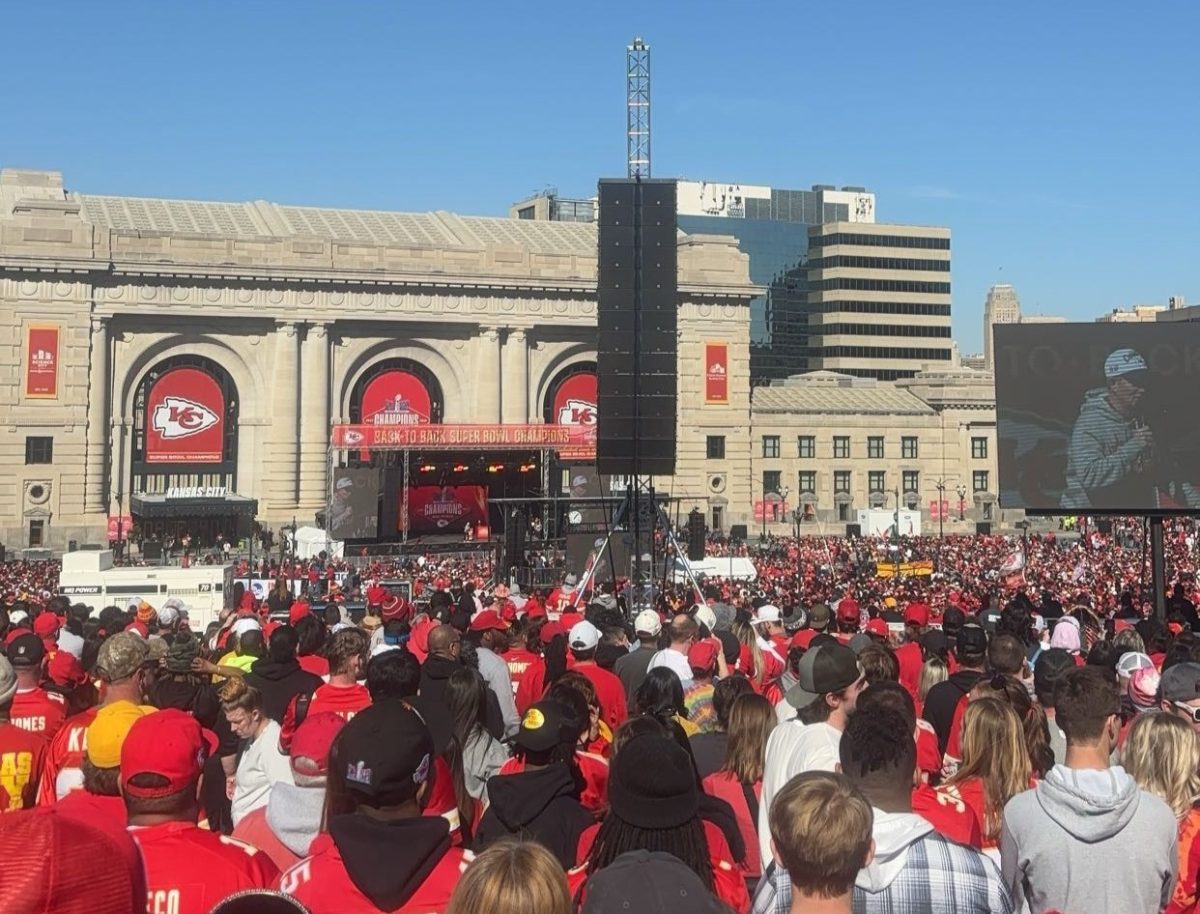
[288,525,344,560]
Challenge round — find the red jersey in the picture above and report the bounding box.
[503,646,539,697]
[10,687,67,740]
[939,777,995,850]
[55,789,128,847]
[279,832,472,914]
[297,653,330,678]
[231,806,305,874]
[1167,805,1200,914]
[280,682,371,752]
[571,662,628,730]
[500,749,610,815]
[895,641,924,702]
[576,818,749,914]
[38,706,97,804]
[912,783,983,849]
[515,657,548,716]
[0,721,47,810]
[132,820,279,914]
[915,719,941,781]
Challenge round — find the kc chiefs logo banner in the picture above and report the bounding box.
[145,368,226,463]
[552,372,597,460]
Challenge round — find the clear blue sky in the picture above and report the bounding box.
[5,0,1198,351]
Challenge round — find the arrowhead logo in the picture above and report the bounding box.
[152,397,219,440]
[342,429,365,445]
[557,399,597,426]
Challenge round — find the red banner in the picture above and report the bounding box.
[929,500,949,520]
[404,485,487,534]
[333,423,595,454]
[106,514,133,541]
[753,500,791,522]
[361,370,431,427]
[551,372,597,461]
[705,342,728,404]
[25,325,59,399]
[145,367,226,464]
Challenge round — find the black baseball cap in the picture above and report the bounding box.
[515,700,571,753]
[1034,648,1075,699]
[337,701,433,804]
[7,633,45,668]
[956,624,988,656]
[785,643,861,710]
[581,850,727,914]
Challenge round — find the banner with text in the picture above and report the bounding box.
[551,372,597,461]
[705,342,728,404]
[25,325,60,399]
[333,423,595,456]
[404,485,488,534]
[145,367,226,464]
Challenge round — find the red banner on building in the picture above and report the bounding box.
[362,370,431,427]
[404,485,487,534]
[145,368,226,464]
[106,514,133,541]
[929,500,949,521]
[551,372,597,461]
[25,325,60,399]
[705,342,728,404]
[332,423,595,455]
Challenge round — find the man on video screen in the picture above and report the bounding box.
[1061,347,1198,509]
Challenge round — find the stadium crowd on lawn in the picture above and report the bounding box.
[1,521,1200,913]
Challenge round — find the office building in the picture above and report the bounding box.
[1097,305,1165,323]
[983,284,1020,371]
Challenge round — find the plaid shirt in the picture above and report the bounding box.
[751,832,1013,914]
[684,681,719,733]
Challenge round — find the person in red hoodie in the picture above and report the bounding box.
[894,602,930,702]
[123,709,279,914]
[278,701,472,913]
[567,620,627,730]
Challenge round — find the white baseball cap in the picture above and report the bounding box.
[230,617,262,638]
[694,604,717,632]
[634,609,662,637]
[568,620,601,652]
[753,605,781,626]
[1104,348,1148,381]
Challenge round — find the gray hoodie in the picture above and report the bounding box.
[1001,764,1177,914]
[264,781,326,857]
[1061,388,1151,509]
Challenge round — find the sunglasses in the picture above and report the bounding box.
[1174,702,1200,723]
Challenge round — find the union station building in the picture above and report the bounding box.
[0,168,1000,553]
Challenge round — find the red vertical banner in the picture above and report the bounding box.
[25,325,60,399]
[705,342,728,404]
[551,372,597,460]
[145,368,226,463]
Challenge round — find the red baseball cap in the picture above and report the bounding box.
[120,709,217,798]
[469,609,509,633]
[790,629,818,650]
[524,602,547,621]
[290,711,346,777]
[560,612,584,631]
[687,640,719,673]
[837,599,860,622]
[288,602,312,625]
[865,618,890,638]
[539,621,566,645]
[904,603,931,627]
[47,651,89,688]
[33,613,60,638]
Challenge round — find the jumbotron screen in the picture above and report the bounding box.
[330,468,380,539]
[994,322,1200,514]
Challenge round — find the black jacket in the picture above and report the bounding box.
[922,669,985,756]
[415,655,504,754]
[328,813,452,911]
[246,657,324,724]
[475,763,592,867]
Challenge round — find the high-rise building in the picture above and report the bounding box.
[983,284,1021,371]
[803,222,953,381]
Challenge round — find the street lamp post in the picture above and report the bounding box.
[956,485,967,522]
[934,479,947,540]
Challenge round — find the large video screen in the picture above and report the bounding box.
[330,468,380,539]
[995,322,1200,513]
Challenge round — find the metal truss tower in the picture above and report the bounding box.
[627,37,650,178]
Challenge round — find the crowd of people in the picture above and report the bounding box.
[3,523,1200,912]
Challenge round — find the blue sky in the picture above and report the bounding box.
[4,0,1198,351]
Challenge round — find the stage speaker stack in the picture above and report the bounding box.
[504,509,526,569]
[687,509,706,562]
[846,523,861,538]
[596,178,678,477]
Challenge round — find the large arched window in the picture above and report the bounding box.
[130,355,240,494]
[542,362,597,425]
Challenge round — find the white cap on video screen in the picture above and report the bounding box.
[1104,349,1148,380]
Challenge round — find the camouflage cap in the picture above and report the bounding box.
[95,632,148,683]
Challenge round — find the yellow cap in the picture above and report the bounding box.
[85,700,157,768]
[883,596,898,608]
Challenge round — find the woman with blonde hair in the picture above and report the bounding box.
[446,838,570,914]
[1123,711,1200,914]
[916,656,948,714]
[702,693,776,888]
[942,697,1031,859]
[219,676,294,826]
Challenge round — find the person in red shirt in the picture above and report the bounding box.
[566,620,627,730]
[279,701,472,913]
[834,599,862,645]
[502,623,541,699]
[280,628,371,751]
[57,699,156,842]
[0,655,48,810]
[514,621,566,716]
[122,708,279,914]
[7,632,66,740]
[39,629,149,804]
[894,603,929,702]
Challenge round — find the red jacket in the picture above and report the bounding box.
[571,662,628,730]
[575,818,749,914]
[132,820,279,914]
[279,831,473,913]
[37,707,96,804]
[895,641,923,703]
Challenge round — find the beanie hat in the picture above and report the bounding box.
[164,632,201,674]
[608,734,698,829]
